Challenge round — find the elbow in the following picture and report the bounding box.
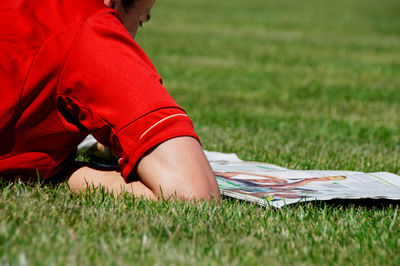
[156,178,221,203]
[178,173,221,203]
[187,184,221,203]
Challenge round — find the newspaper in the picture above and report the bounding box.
[78,136,400,208]
[205,151,400,208]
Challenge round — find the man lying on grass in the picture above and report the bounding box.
[0,0,220,201]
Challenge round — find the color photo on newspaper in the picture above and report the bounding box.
[205,151,400,208]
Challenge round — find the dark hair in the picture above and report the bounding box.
[121,0,139,11]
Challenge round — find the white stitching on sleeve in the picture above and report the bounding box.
[139,114,188,140]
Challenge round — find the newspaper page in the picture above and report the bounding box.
[77,136,400,208]
[204,151,400,208]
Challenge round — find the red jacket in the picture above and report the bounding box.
[0,0,198,179]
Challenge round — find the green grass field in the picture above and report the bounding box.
[1,0,400,264]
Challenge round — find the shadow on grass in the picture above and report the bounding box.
[309,198,400,210]
[221,194,400,210]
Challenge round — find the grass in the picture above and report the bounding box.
[1,0,400,264]
[1,183,399,265]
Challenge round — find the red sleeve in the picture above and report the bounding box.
[57,10,200,179]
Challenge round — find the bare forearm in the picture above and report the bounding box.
[67,165,156,199]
